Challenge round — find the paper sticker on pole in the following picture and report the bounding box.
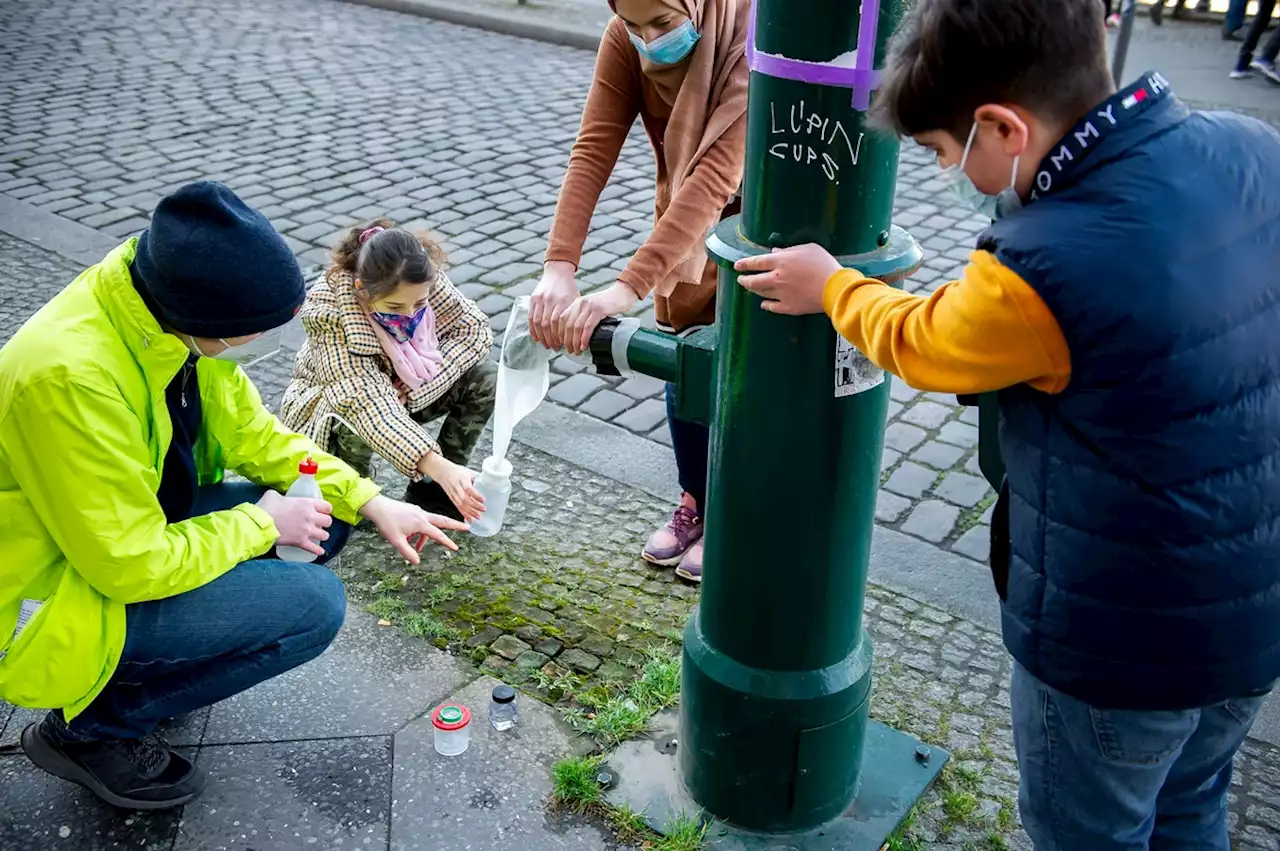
[835,336,884,397]
[746,0,883,110]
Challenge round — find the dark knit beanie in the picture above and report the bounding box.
[132,181,304,338]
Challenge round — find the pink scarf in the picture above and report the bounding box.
[365,308,445,391]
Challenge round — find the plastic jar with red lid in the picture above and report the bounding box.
[432,704,472,756]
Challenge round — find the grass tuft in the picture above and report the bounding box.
[530,667,582,701]
[564,648,681,745]
[400,610,460,642]
[885,805,926,851]
[651,811,708,851]
[367,595,407,619]
[606,804,648,842]
[551,755,603,813]
[942,788,980,823]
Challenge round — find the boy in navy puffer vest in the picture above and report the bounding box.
[734,1,1280,848]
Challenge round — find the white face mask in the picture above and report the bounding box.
[940,123,1023,221]
[185,327,282,368]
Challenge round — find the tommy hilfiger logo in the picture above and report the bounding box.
[1121,88,1149,110]
[1030,71,1172,200]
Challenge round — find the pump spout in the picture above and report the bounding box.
[586,319,716,427]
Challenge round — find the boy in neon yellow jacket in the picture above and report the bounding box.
[0,182,465,810]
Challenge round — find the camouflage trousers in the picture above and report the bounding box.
[327,360,498,478]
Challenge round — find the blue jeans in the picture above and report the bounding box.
[1241,0,1280,63]
[63,483,350,741]
[1012,662,1271,851]
[665,383,709,511]
[1225,0,1248,33]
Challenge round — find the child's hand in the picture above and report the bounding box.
[735,244,844,316]
[421,453,486,522]
[438,461,486,522]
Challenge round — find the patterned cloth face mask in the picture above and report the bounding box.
[370,306,428,343]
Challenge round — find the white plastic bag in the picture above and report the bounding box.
[492,297,552,461]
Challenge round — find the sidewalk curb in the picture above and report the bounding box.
[0,192,120,268]
[333,0,604,51]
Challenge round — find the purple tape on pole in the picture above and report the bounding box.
[746,0,882,111]
[851,0,880,110]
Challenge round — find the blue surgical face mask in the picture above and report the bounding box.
[628,20,701,67]
[940,123,1023,221]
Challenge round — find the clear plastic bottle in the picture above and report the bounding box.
[276,457,322,563]
[490,684,518,731]
[469,456,512,538]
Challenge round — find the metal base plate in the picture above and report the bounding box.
[604,710,947,850]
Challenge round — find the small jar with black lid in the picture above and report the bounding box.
[489,684,518,731]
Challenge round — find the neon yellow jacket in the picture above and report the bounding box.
[0,240,380,719]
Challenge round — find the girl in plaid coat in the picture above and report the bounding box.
[281,220,496,522]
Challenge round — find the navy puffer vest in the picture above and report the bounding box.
[983,74,1280,710]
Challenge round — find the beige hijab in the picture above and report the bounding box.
[617,0,750,295]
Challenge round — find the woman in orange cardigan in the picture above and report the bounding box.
[529,0,749,582]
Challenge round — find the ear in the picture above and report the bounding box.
[974,104,1030,158]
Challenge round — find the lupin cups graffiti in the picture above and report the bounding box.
[768,100,865,184]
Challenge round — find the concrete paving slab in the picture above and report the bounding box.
[869,526,1002,634]
[0,706,44,751]
[0,706,209,752]
[202,605,471,745]
[0,750,186,851]
[390,675,611,851]
[162,709,211,749]
[0,702,15,746]
[173,737,393,851]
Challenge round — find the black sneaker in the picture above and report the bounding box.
[404,479,463,522]
[1151,1,1164,24]
[21,714,206,810]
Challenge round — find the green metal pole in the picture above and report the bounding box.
[681,0,921,832]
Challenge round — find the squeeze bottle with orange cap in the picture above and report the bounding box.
[276,457,323,563]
